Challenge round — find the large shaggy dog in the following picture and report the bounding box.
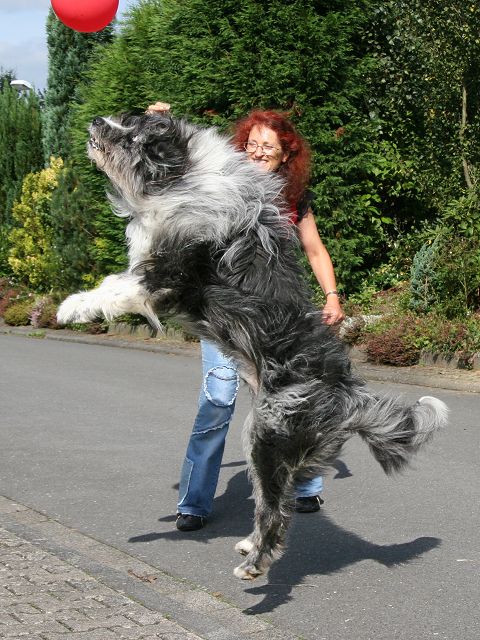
[58,113,448,580]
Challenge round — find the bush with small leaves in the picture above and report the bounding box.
[0,278,24,317]
[3,298,36,326]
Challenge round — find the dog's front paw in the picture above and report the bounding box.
[57,293,99,325]
[233,560,264,581]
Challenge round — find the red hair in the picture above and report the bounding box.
[231,110,311,205]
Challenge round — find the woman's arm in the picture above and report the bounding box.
[297,210,345,325]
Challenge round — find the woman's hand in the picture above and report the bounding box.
[322,295,345,325]
[146,101,171,114]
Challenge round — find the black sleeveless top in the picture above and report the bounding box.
[290,189,315,225]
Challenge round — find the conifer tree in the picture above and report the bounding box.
[0,68,15,91]
[0,79,43,275]
[49,164,99,291]
[42,9,116,290]
[69,0,389,291]
[42,9,114,163]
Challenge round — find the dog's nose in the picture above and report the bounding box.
[92,116,104,127]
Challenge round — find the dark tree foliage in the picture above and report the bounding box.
[0,80,43,275]
[367,1,480,314]
[60,0,480,305]
[69,0,398,291]
[49,163,98,292]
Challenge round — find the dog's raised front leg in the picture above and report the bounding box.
[57,272,161,330]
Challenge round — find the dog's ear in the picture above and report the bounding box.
[133,115,174,152]
[142,133,189,188]
[143,113,173,134]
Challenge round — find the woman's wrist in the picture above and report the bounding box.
[324,290,338,297]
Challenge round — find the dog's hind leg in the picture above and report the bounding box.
[234,438,296,580]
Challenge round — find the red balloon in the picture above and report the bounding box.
[51,0,119,33]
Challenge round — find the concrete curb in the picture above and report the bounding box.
[0,321,201,358]
[351,360,480,393]
[2,320,480,393]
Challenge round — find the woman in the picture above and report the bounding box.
[147,103,344,531]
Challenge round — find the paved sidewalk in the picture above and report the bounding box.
[0,497,298,640]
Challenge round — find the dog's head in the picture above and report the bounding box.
[87,113,190,197]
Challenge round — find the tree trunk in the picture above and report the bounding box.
[460,83,473,189]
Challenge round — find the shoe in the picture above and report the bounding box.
[295,495,324,513]
[176,513,205,531]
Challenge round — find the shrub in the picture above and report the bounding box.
[410,232,480,319]
[433,236,480,318]
[65,321,108,334]
[410,193,480,319]
[0,278,23,317]
[3,298,35,326]
[358,311,480,368]
[363,317,421,366]
[409,239,440,314]
[8,158,63,291]
[343,282,409,317]
[29,296,59,329]
[412,313,480,358]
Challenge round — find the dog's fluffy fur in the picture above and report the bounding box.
[58,113,448,580]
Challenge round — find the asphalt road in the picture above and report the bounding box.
[1,334,479,639]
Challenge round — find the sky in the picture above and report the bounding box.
[0,0,136,91]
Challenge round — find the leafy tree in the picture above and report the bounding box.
[368,1,480,314]
[61,0,480,302]
[41,10,116,289]
[367,0,480,209]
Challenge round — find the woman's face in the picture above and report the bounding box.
[245,125,289,172]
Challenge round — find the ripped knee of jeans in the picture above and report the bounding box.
[204,365,239,407]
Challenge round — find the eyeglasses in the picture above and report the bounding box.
[244,141,280,156]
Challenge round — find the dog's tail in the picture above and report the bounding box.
[347,394,448,474]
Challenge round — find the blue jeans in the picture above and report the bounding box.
[177,341,323,517]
